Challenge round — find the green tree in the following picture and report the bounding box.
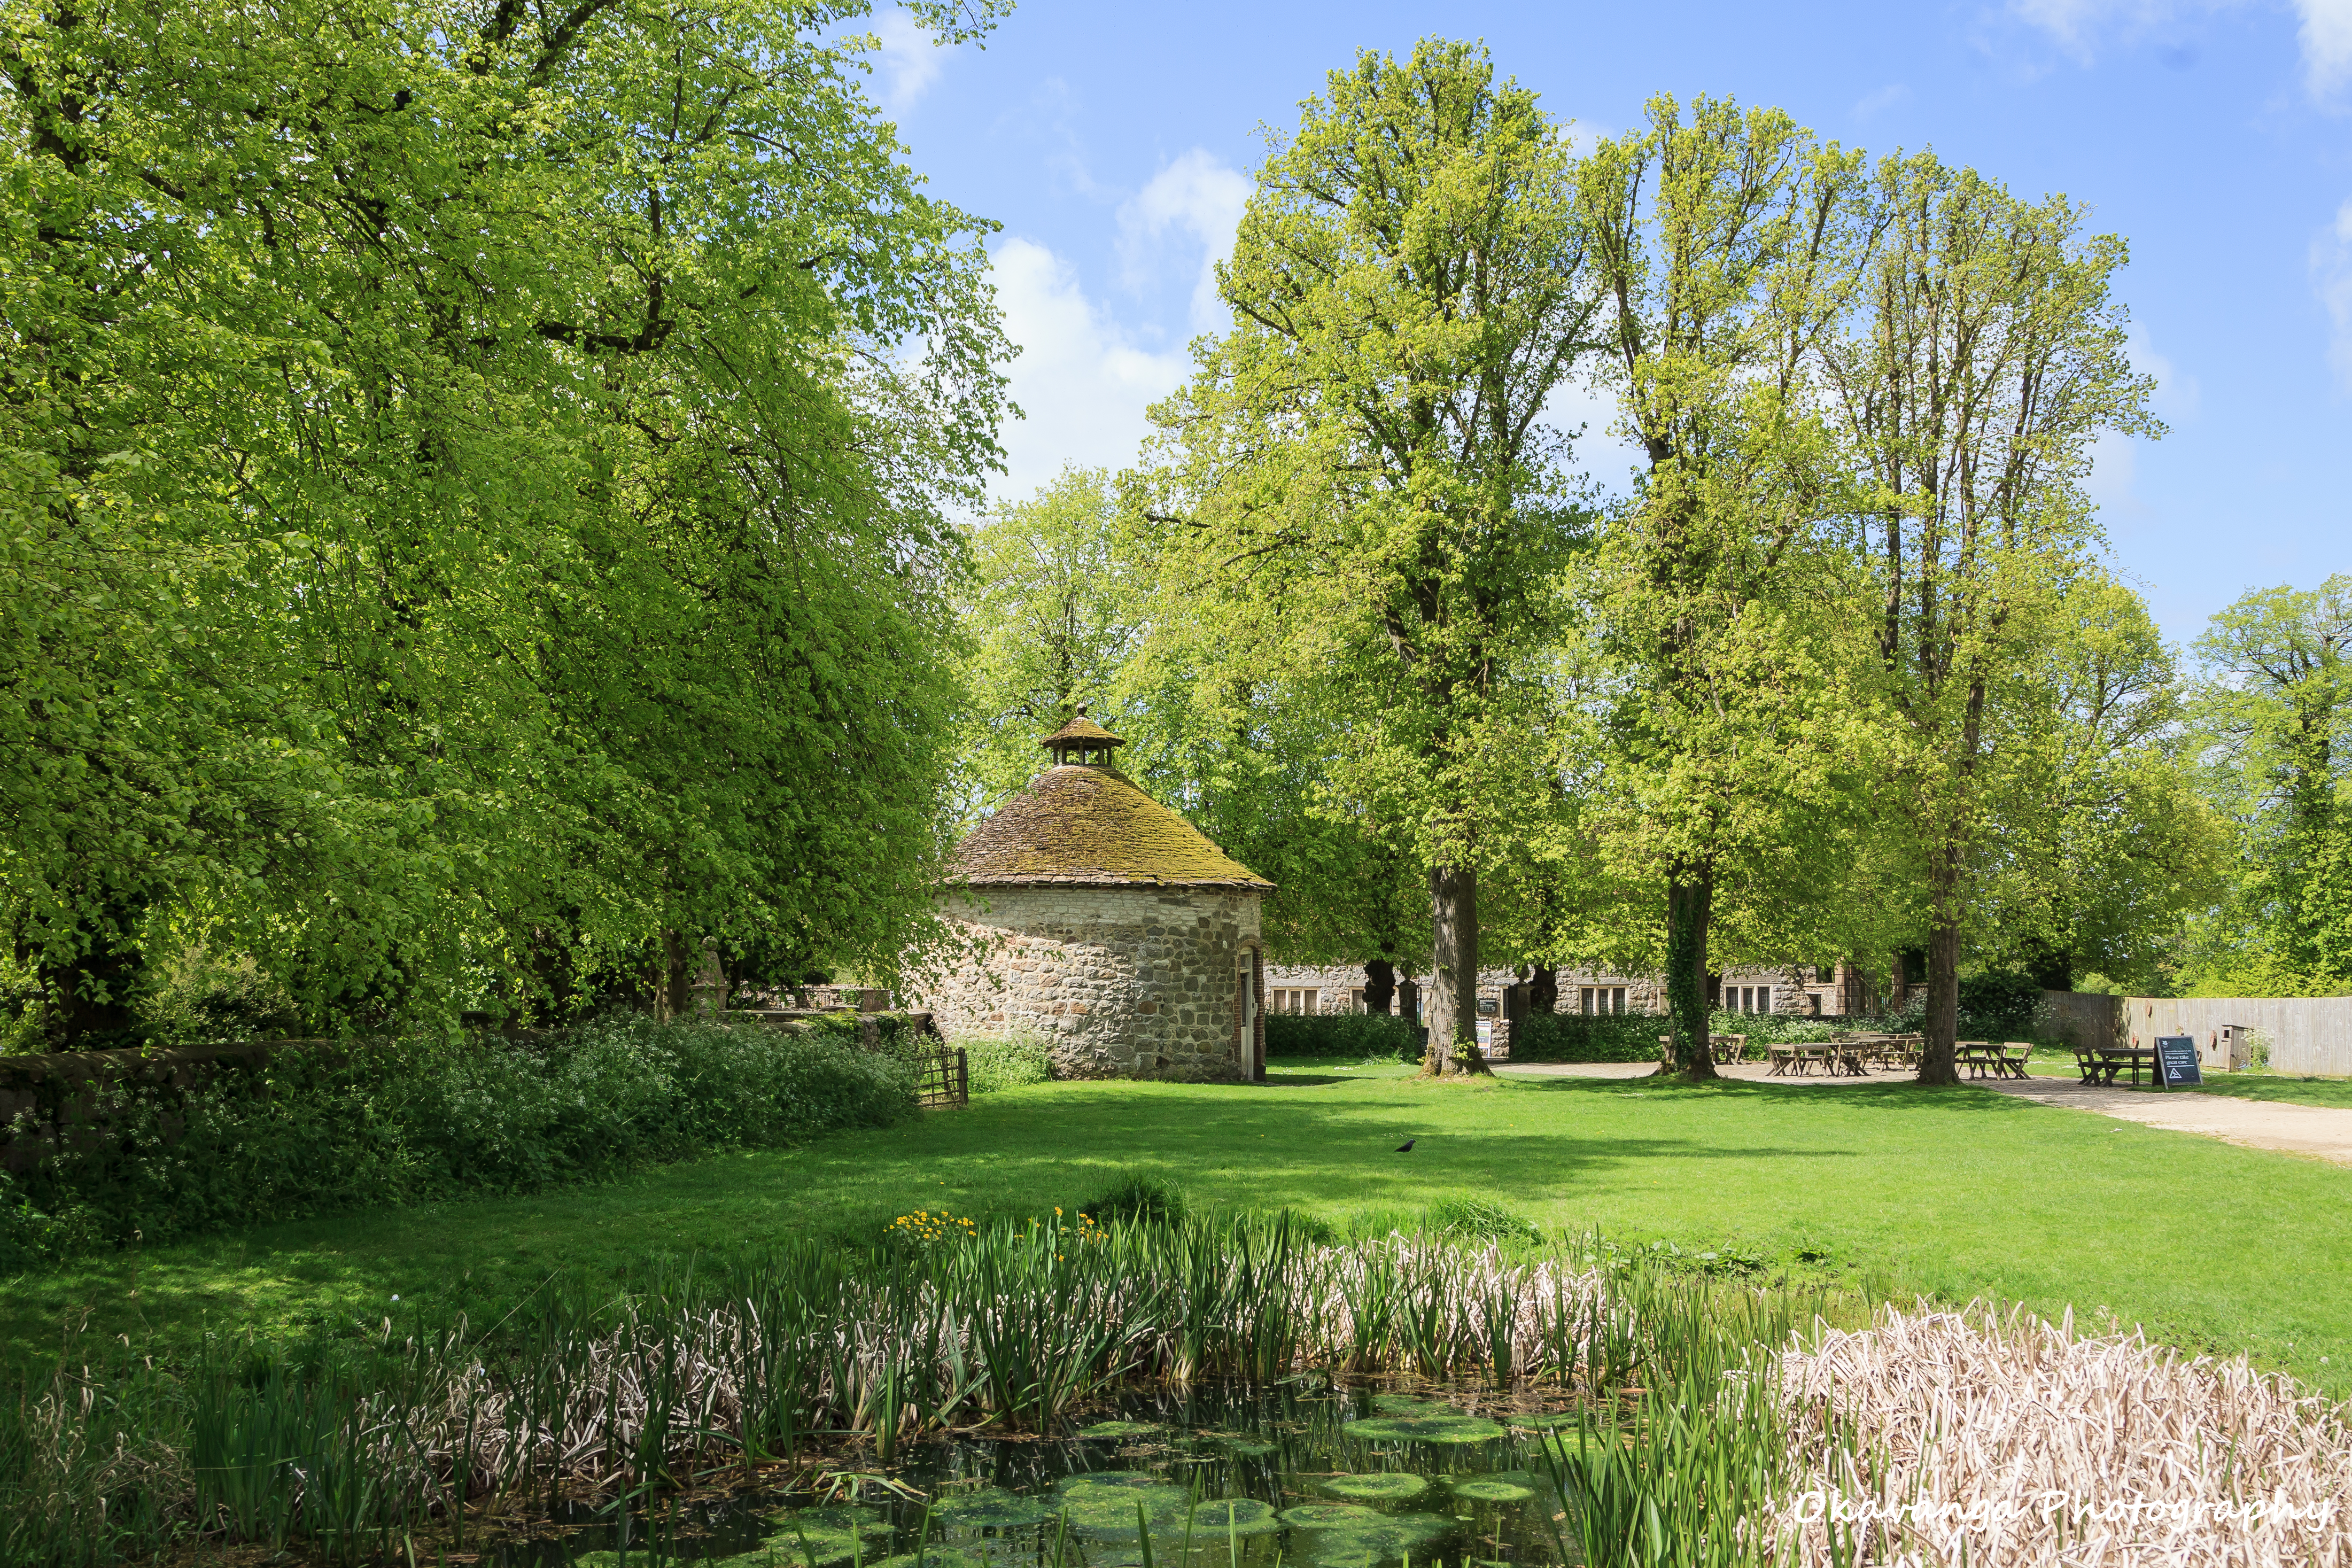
[958,468,1143,806]
[1575,95,1879,1078]
[2183,577,2352,994]
[1982,576,2219,993]
[1,0,1008,1041]
[1136,38,1602,1074]
[1826,153,2159,1083]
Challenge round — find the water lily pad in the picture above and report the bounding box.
[1317,1473,1430,1501]
[931,1488,1056,1528]
[1448,1479,1535,1503]
[1280,1504,1382,1528]
[1051,1478,1190,1539]
[1341,1414,1506,1445]
[763,1504,895,1564]
[1076,1420,1163,1440]
[1217,1437,1278,1457]
[1288,1512,1453,1565]
[1181,1499,1283,1536]
[873,1550,993,1568]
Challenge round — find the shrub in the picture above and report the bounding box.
[1505,1012,1663,1063]
[963,1030,1055,1094]
[0,1016,914,1268]
[1425,1194,1542,1246]
[1263,1012,1423,1061]
[1079,1173,1185,1224]
[1956,971,2042,1037]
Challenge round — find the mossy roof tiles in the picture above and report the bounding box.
[950,765,1273,889]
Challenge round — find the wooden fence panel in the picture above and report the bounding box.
[2124,997,2352,1077]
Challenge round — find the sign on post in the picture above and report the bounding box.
[2154,1035,2202,1090]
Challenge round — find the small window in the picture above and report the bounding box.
[1580,987,1627,1015]
[1271,988,1319,1015]
[1350,987,1367,1013]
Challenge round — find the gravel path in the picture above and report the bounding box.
[1494,1059,2352,1166]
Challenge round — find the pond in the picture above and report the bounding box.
[535,1382,1583,1568]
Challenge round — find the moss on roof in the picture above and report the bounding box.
[1039,712,1125,749]
[951,765,1273,889]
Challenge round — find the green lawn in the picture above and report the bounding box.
[2134,1074,2352,1110]
[6,1060,2349,1396]
[2024,1054,2352,1109]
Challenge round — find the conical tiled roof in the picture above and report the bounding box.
[950,765,1273,889]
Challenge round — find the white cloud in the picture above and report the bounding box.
[2315,196,2352,387]
[1116,150,1254,333]
[874,10,942,113]
[987,238,1191,502]
[2084,428,2149,523]
[2298,0,2352,96]
[2005,0,2352,99]
[2127,321,2202,420]
[1852,83,1913,118]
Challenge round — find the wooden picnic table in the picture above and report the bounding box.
[1767,1043,1835,1076]
[2084,1045,2156,1086]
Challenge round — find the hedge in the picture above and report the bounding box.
[0,1014,915,1268]
[1263,1013,1425,1061]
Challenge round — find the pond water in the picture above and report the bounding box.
[513,1383,1582,1568]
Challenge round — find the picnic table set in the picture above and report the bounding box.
[2070,1042,2160,1085]
[1656,1032,1930,1076]
[1762,1032,1926,1077]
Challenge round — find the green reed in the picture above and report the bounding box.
[1,1208,1850,1567]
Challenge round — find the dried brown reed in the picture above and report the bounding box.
[1772,1301,2352,1566]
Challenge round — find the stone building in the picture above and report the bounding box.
[904,709,1273,1081]
[1261,959,1870,1020]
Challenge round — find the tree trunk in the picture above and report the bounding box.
[1528,965,1557,1014]
[1424,861,1491,1076]
[1916,857,1964,1084]
[1364,958,1396,1015]
[651,928,694,1021]
[1663,860,1719,1079]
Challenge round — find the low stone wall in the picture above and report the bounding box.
[0,1038,319,1173]
[906,886,1260,1082]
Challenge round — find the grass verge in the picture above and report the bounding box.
[3,1058,2347,1395]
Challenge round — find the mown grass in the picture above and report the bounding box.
[2140,1073,2352,1110]
[4,1058,2348,1396]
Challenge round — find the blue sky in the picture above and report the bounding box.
[872,0,2350,648]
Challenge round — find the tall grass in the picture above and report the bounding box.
[0,1214,1823,1565]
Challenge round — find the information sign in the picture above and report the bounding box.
[2154,1035,2202,1089]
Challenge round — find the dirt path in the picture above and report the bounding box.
[1979,1075,2352,1166]
[1496,1060,2352,1166]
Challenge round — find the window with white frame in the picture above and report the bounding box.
[1725,985,1773,1014]
[1270,988,1318,1014]
[1349,988,1367,1013]
[1580,987,1627,1015]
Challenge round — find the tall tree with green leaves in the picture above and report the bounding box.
[2182,577,2352,994]
[959,467,1144,806]
[1575,95,1880,1078]
[1976,576,2219,993]
[2,0,1009,1041]
[1825,152,2159,1082]
[1136,38,1602,1075]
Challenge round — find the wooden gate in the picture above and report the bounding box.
[913,1045,969,1108]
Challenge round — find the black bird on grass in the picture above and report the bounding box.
[1394,1138,1416,1153]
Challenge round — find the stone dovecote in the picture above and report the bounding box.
[904,709,1274,1081]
